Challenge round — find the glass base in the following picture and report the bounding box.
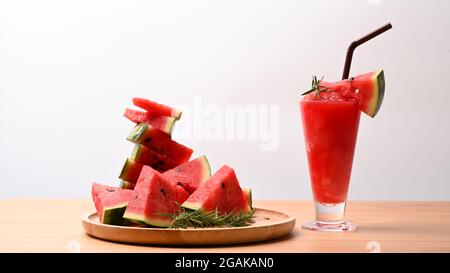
[302,201,358,232]
[302,220,358,232]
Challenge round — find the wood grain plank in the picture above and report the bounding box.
[0,199,449,252]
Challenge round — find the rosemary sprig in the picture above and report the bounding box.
[162,208,256,229]
[301,75,331,98]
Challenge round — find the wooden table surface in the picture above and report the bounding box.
[1,199,449,253]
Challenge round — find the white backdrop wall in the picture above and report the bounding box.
[1,0,449,200]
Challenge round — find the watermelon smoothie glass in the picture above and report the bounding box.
[300,99,360,231]
[298,23,391,232]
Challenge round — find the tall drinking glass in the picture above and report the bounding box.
[300,100,360,231]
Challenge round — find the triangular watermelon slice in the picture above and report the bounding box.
[163,155,211,194]
[133,97,182,120]
[127,123,193,166]
[123,166,182,227]
[91,183,134,225]
[182,165,250,215]
[130,144,180,172]
[124,109,176,135]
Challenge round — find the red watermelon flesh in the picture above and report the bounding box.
[175,185,190,204]
[133,97,182,120]
[131,144,179,172]
[123,166,181,227]
[124,108,147,123]
[124,109,176,135]
[119,147,180,187]
[120,176,190,204]
[91,182,134,225]
[303,70,385,118]
[163,155,211,194]
[182,165,250,215]
[127,123,193,165]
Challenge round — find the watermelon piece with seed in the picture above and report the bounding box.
[124,109,176,135]
[163,155,211,194]
[123,166,182,227]
[120,177,190,204]
[127,123,193,165]
[133,97,182,120]
[131,144,179,172]
[182,165,250,215]
[121,178,189,203]
[119,149,180,187]
[304,70,385,117]
[91,183,134,225]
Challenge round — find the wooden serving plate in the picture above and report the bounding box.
[82,208,296,246]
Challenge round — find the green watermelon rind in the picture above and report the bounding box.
[171,109,183,120]
[123,211,173,227]
[127,123,148,143]
[118,158,142,183]
[102,202,129,225]
[181,201,203,212]
[371,69,385,118]
[165,117,177,135]
[199,155,212,183]
[157,116,176,135]
[119,180,134,190]
[242,188,253,209]
[130,144,141,160]
[357,69,385,118]
[118,160,128,180]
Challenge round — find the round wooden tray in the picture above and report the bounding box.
[82,208,296,246]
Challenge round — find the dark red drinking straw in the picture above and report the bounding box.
[342,23,393,80]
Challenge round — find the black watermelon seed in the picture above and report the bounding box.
[221,182,225,189]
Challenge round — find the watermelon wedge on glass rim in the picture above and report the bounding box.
[303,69,385,117]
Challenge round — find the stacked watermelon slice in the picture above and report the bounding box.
[92,98,252,227]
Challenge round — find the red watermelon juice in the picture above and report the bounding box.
[300,99,360,230]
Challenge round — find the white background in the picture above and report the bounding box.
[1,0,449,200]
